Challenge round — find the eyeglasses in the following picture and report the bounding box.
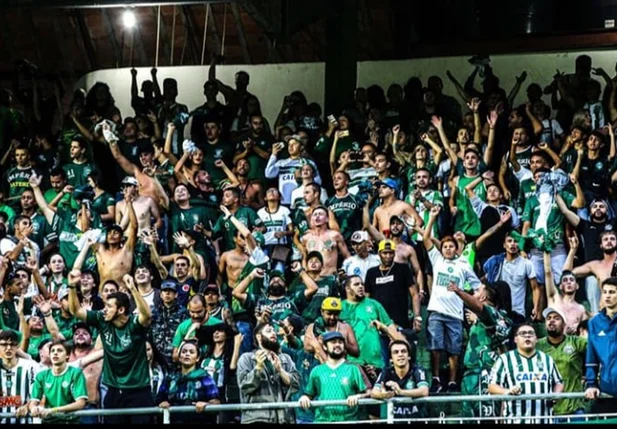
[0,343,17,348]
[517,331,536,337]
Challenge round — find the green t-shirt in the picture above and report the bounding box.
[202,141,235,187]
[3,166,34,209]
[288,274,338,324]
[290,206,310,238]
[91,192,116,221]
[340,298,393,368]
[463,305,511,372]
[44,188,78,211]
[32,365,88,424]
[405,161,438,196]
[536,335,587,415]
[85,310,150,389]
[235,136,273,182]
[27,334,53,362]
[326,193,363,242]
[304,361,367,422]
[232,246,270,315]
[0,297,33,331]
[454,175,485,237]
[52,207,102,269]
[171,316,224,348]
[521,190,575,248]
[212,206,262,252]
[169,204,212,255]
[9,213,53,250]
[243,292,307,326]
[63,162,93,188]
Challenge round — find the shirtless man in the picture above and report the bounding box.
[372,178,422,234]
[217,230,249,292]
[115,176,162,236]
[92,194,137,288]
[301,206,350,276]
[543,250,587,334]
[69,322,103,415]
[105,122,170,210]
[565,232,617,311]
[231,158,264,210]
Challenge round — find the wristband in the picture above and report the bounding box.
[42,312,52,318]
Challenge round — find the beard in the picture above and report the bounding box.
[591,210,606,220]
[546,327,563,338]
[268,285,286,297]
[326,349,346,360]
[603,246,617,255]
[261,336,280,353]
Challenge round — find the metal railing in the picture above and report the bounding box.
[0,392,612,423]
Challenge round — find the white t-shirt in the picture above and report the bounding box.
[342,254,381,282]
[427,247,481,320]
[498,256,536,317]
[257,206,292,246]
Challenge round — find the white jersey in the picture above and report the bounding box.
[426,247,481,320]
[0,358,44,424]
[490,350,563,424]
[257,206,292,246]
[342,254,381,282]
[264,156,321,205]
[347,167,378,196]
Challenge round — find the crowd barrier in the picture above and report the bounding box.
[0,392,613,424]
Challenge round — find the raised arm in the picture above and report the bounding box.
[108,137,139,176]
[543,250,558,307]
[484,110,498,166]
[67,270,87,321]
[507,71,527,108]
[476,211,512,251]
[445,70,471,105]
[423,206,441,251]
[554,193,580,228]
[28,172,56,225]
[125,197,139,251]
[124,274,152,327]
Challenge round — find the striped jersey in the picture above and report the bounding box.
[0,358,44,424]
[489,349,563,424]
[264,156,321,205]
[257,206,292,246]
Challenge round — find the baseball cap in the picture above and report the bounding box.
[201,284,219,294]
[321,297,342,312]
[351,230,369,243]
[375,178,399,192]
[378,239,397,252]
[284,134,303,143]
[122,176,139,187]
[322,331,345,343]
[160,279,178,292]
[270,270,286,282]
[542,307,568,324]
[306,251,324,264]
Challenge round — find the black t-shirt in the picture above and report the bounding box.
[577,218,617,263]
[477,204,513,263]
[365,262,414,328]
[375,364,428,418]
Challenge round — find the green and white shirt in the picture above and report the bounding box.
[0,358,44,424]
[489,349,563,424]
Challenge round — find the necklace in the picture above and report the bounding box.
[379,264,394,278]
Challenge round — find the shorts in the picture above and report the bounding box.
[426,312,463,355]
[529,244,566,285]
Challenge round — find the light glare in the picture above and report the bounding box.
[123,10,136,28]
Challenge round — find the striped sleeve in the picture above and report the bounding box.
[549,355,563,386]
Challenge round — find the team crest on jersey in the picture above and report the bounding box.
[447,267,454,273]
[62,381,70,388]
[341,377,349,386]
[563,344,575,354]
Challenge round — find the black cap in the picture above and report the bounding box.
[322,331,345,343]
[160,279,178,292]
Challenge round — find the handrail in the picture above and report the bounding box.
[0,391,610,419]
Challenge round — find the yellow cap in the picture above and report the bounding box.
[321,297,342,311]
[378,239,397,252]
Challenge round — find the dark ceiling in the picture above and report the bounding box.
[1,0,617,84]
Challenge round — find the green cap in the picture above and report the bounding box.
[252,231,265,247]
[270,269,286,281]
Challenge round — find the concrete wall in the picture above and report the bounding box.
[76,48,617,125]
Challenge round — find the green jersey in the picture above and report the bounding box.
[202,141,235,187]
[341,298,393,368]
[405,161,438,196]
[454,175,485,237]
[517,177,536,217]
[169,204,212,255]
[63,161,93,188]
[11,213,53,250]
[212,206,262,252]
[31,365,88,424]
[289,274,338,324]
[463,305,511,372]
[52,207,102,269]
[91,192,116,221]
[326,193,363,242]
[85,311,150,389]
[243,292,307,326]
[172,316,224,348]
[236,135,273,182]
[521,190,575,248]
[232,246,270,316]
[304,361,367,422]
[536,335,587,415]
[489,349,563,424]
[290,207,310,237]
[408,189,443,241]
[27,334,53,362]
[3,166,35,209]
[44,188,78,211]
